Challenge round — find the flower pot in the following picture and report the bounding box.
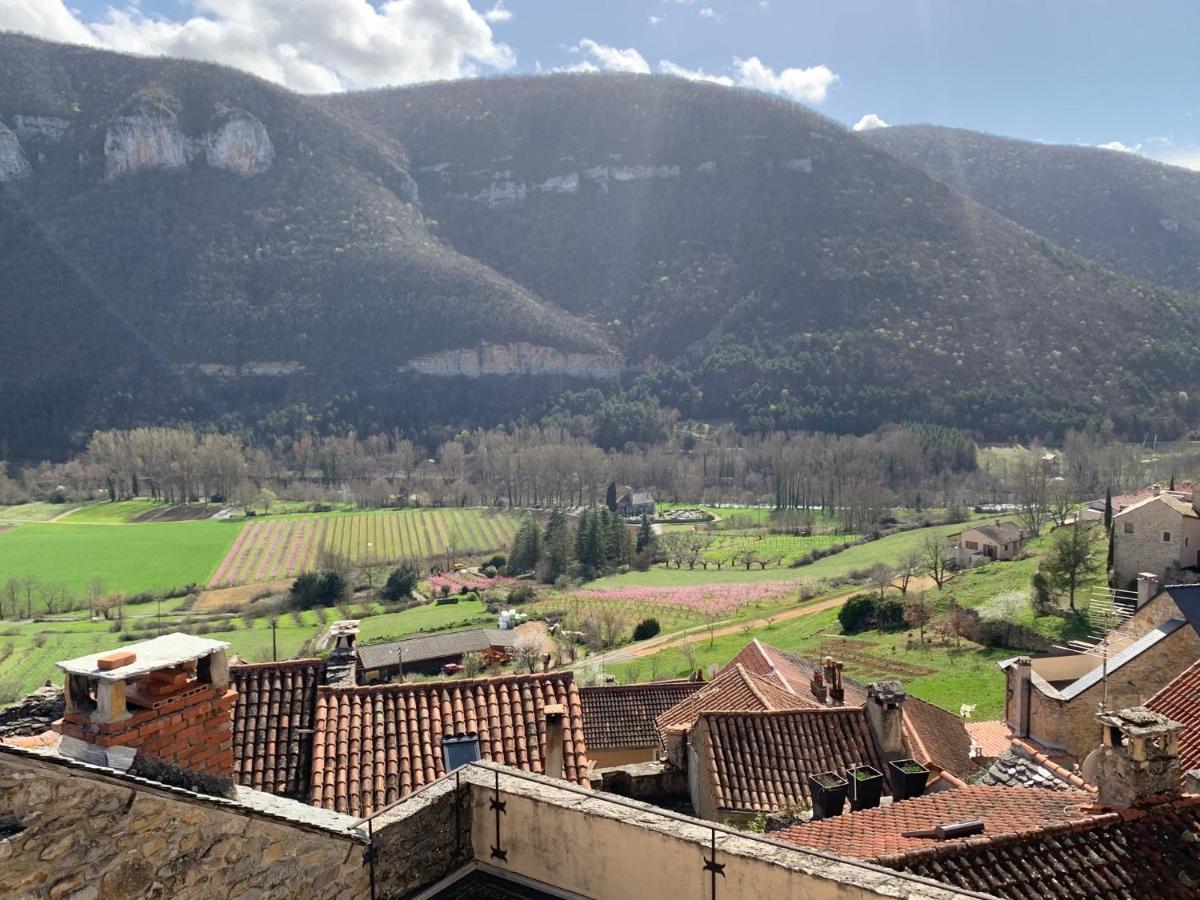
[808,771,848,821]
[846,765,884,811]
[888,758,930,802]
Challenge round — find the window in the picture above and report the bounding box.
[1124,523,1135,534]
[965,540,979,550]
[1163,531,1172,543]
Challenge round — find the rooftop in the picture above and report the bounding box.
[1113,491,1200,519]
[655,663,814,737]
[1146,656,1200,772]
[356,628,517,670]
[230,658,324,799]
[580,680,703,751]
[699,706,884,813]
[776,784,1094,862]
[56,632,231,682]
[310,671,588,816]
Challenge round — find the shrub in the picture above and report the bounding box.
[290,570,349,610]
[838,594,878,634]
[632,618,661,641]
[482,565,498,578]
[508,583,536,605]
[486,554,507,570]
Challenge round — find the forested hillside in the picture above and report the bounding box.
[863,124,1200,297]
[5,35,1200,458]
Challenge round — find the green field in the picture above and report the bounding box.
[60,500,173,523]
[0,502,80,524]
[0,520,240,597]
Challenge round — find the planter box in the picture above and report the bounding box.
[808,771,848,821]
[888,758,930,802]
[846,765,884,811]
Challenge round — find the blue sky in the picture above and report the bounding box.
[14,0,1200,166]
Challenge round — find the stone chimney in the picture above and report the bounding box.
[54,634,237,779]
[809,670,828,705]
[1094,707,1183,807]
[324,620,360,686]
[1136,573,1161,609]
[1152,483,1163,496]
[865,680,907,764]
[1008,657,1033,738]
[1184,769,1200,795]
[543,703,566,779]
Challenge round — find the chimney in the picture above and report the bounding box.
[1008,657,1033,738]
[1136,573,1161,609]
[809,670,828,705]
[324,620,360,686]
[55,633,237,780]
[1184,769,1200,795]
[1152,483,1163,496]
[865,680,907,764]
[823,656,845,707]
[543,703,566,779]
[1094,707,1183,806]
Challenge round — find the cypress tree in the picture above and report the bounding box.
[605,481,618,513]
[542,510,573,582]
[636,514,654,553]
[1103,488,1112,529]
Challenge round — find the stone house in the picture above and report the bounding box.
[948,521,1027,567]
[617,487,656,517]
[580,679,703,768]
[998,578,1200,762]
[1111,488,1200,587]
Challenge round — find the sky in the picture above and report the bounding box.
[4,0,1200,169]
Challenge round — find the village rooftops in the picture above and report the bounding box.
[356,628,517,671]
[776,784,1095,862]
[580,680,704,752]
[1147,656,1200,772]
[655,663,815,737]
[56,633,231,683]
[1113,490,1200,519]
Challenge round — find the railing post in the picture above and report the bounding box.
[702,828,725,899]
[490,768,508,862]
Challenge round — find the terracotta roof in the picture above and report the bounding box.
[656,664,814,737]
[901,695,974,779]
[727,640,868,704]
[230,659,324,799]
[727,641,973,778]
[580,680,703,751]
[1146,656,1200,772]
[1114,491,1199,519]
[699,707,883,813]
[776,784,1094,862]
[965,719,1012,761]
[890,795,1200,899]
[310,671,588,816]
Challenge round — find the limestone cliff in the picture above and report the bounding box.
[0,120,31,181]
[407,343,623,379]
[12,114,70,144]
[104,99,192,179]
[205,108,274,175]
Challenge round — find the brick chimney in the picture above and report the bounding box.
[1136,573,1161,609]
[54,634,237,779]
[823,656,845,707]
[324,619,360,686]
[543,703,566,779]
[809,670,828,705]
[1094,707,1183,807]
[865,680,907,764]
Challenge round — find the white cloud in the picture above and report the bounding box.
[483,1,511,23]
[0,0,515,93]
[1097,140,1142,153]
[732,56,838,103]
[649,14,665,25]
[852,113,889,132]
[658,60,732,86]
[572,38,650,74]
[699,6,715,17]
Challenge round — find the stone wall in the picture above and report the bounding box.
[372,779,472,899]
[1112,498,1200,586]
[1026,625,1200,760]
[0,749,369,899]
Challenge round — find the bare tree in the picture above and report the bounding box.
[890,550,922,595]
[512,635,543,673]
[923,534,952,590]
[868,563,893,599]
[1048,479,1076,528]
[680,640,699,673]
[1015,459,1050,537]
[903,592,934,643]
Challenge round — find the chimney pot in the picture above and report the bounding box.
[1136,573,1161,609]
[1094,707,1183,806]
[865,680,907,763]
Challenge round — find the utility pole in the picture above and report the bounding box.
[271,617,278,661]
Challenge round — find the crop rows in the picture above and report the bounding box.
[209,509,519,587]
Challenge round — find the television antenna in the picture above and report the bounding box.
[1051,586,1136,707]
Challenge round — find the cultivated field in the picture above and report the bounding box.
[209,508,520,586]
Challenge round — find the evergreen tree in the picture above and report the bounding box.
[1103,487,1112,529]
[541,510,573,583]
[575,508,592,561]
[605,481,618,513]
[508,517,542,575]
[1044,521,1102,611]
[636,514,655,553]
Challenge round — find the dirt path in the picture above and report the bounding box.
[578,576,937,670]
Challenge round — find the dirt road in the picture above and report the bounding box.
[578,576,937,670]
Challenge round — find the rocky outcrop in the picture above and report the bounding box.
[407,342,622,379]
[0,120,31,181]
[13,115,70,144]
[205,109,274,176]
[456,163,681,207]
[104,99,192,179]
[177,361,305,378]
[104,98,274,180]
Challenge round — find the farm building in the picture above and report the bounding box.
[356,627,520,680]
[947,521,1027,566]
[617,487,656,517]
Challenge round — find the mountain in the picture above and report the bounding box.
[0,34,610,457]
[861,125,1200,297]
[337,76,1200,438]
[3,35,1200,457]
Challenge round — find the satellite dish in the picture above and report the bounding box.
[1080,748,1103,784]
